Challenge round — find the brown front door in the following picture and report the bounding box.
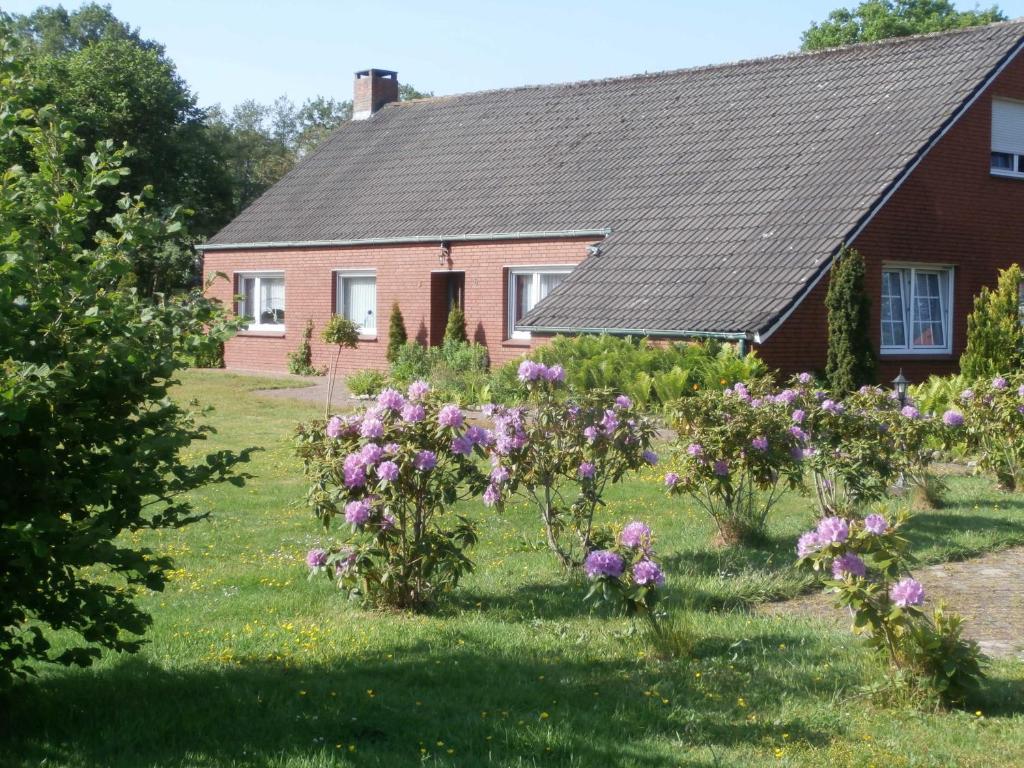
[430,271,465,346]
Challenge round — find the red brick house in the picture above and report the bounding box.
[202,21,1024,381]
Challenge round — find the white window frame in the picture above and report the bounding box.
[235,271,285,333]
[335,269,378,337]
[507,265,574,340]
[990,98,1024,179]
[879,264,954,356]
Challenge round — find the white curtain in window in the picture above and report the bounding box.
[880,271,906,348]
[260,277,285,325]
[343,275,376,330]
[912,271,944,348]
[538,272,566,301]
[240,276,256,319]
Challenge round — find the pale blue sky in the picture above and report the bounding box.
[5,0,1024,109]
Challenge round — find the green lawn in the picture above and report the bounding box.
[4,370,1024,767]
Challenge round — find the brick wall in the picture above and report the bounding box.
[759,51,1024,383]
[203,238,592,374]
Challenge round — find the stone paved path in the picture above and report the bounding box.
[763,547,1024,659]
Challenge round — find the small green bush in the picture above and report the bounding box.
[386,302,408,364]
[388,340,490,405]
[443,305,468,345]
[960,264,1024,379]
[288,319,324,376]
[346,369,387,397]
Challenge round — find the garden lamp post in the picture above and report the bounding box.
[891,369,909,407]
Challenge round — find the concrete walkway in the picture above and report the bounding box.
[763,546,1024,660]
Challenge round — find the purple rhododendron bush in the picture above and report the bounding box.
[484,361,659,568]
[957,374,1024,490]
[796,509,986,708]
[295,381,489,609]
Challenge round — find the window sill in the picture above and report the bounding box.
[239,328,286,337]
[990,169,1024,180]
[879,350,953,360]
[357,334,378,343]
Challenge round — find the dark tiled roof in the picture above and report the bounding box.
[206,21,1024,336]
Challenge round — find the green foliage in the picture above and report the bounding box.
[909,373,971,415]
[666,382,805,544]
[0,46,250,686]
[826,247,876,394]
[498,334,768,408]
[443,304,468,345]
[386,301,407,363]
[321,315,360,348]
[959,374,1024,490]
[288,319,323,376]
[801,0,1006,51]
[797,511,986,708]
[389,340,490,406]
[960,264,1024,379]
[346,369,387,396]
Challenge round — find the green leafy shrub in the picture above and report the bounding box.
[296,383,488,609]
[910,374,971,416]
[389,339,489,405]
[825,246,876,394]
[960,264,1024,378]
[386,301,407,363]
[796,510,985,708]
[346,369,387,396]
[288,319,324,375]
[443,304,468,345]
[959,374,1024,490]
[0,58,251,686]
[665,381,804,545]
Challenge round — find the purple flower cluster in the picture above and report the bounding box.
[306,548,329,568]
[632,559,665,586]
[942,409,964,427]
[900,405,920,420]
[890,578,925,607]
[751,436,769,452]
[517,360,565,384]
[863,513,888,535]
[413,450,437,471]
[578,461,596,479]
[664,472,680,487]
[345,498,372,526]
[401,402,425,423]
[407,379,430,401]
[438,404,464,428]
[490,405,528,455]
[831,552,867,579]
[377,460,399,482]
[816,516,849,543]
[614,395,633,409]
[620,521,652,550]
[713,459,729,477]
[993,376,1008,390]
[583,549,625,579]
[376,388,405,412]
[797,531,825,557]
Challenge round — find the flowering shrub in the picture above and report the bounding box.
[785,379,903,517]
[796,511,985,707]
[958,374,1024,490]
[485,361,657,568]
[583,521,666,620]
[296,382,489,609]
[664,382,804,544]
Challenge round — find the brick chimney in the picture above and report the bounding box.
[352,69,399,120]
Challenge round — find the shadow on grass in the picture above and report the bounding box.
[902,511,1024,562]
[2,637,846,768]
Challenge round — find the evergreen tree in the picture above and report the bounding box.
[387,302,408,363]
[443,304,468,346]
[825,246,876,394]
[960,264,1024,378]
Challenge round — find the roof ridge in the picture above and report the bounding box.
[386,17,1024,109]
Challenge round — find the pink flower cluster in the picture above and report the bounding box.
[517,360,565,384]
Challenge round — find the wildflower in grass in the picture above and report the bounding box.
[832,552,867,579]
[583,550,624,579]
[345,499,372,526]
[751,436,769,452]
[620,521,652,550]
[942,410,964,427]
[796,531,824,557]
[377,388,405,412]
[890,577,925,607]
[377,460,399,482]
[664,472,679,487]
[326,416,344,438]
[438,404,463,428]
[863,513,888,535]
[407,379,430,401]
[413,450,437,471]
[578,461,596,479]
[901,405,920,420]
[306,548,329,568]
[993,376,1008,390]
[360,418,384,439]
[632,559,665,586]
[816,516,849,543]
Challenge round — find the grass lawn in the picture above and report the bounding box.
[4,370,1024,767]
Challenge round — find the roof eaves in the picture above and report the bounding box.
[196,228,612,251]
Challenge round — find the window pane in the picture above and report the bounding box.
[514,273,533,324]
[241,277,256,320]
[912,272,944,347]
[258,277,285,325]
[343,275,376,331]
[538,272,567,300]
[881,271,906,347]
[992,151,1015,171]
